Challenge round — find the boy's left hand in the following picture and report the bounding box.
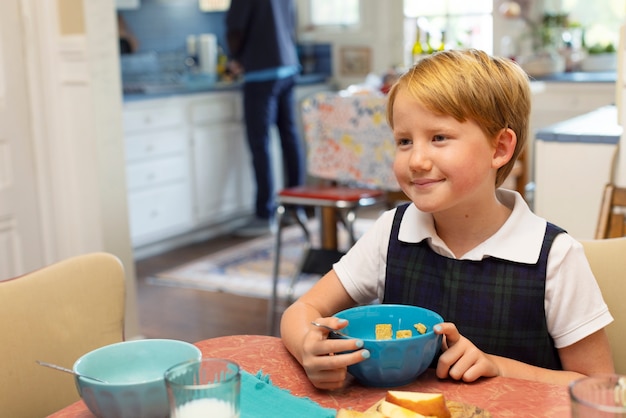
[434,322,500,382]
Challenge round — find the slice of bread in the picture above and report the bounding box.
[378,400,427,417]
[385,391,451,418]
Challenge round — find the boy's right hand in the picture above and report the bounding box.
[300,318,370,390]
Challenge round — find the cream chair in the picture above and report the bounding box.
[0,252,125,417]
[580,238,626,374]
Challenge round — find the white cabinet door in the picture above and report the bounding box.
[124,98,193,246]
[192,122,254,224]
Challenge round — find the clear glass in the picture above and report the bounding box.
[165,358,241,418]
[570,374,626,417]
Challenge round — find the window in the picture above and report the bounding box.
[403,0,493,66]
[309,0,360,27]
[557,0,625,50]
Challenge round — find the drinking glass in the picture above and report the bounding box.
[165,358,240,418]
[570,374,626,417]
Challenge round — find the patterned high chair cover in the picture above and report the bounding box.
[301,92,400,191]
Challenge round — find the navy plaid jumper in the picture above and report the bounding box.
[383,203,564,370]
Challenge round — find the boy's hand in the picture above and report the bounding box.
[434,322,500,382]
[300,317,369,390]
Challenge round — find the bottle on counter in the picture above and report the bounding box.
[425,31,435,54]
[411,26,424,62]
[438,30,447,52]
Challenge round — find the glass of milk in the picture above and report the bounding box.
[165,358,240,418]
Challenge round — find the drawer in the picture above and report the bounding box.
[127,183,193,243]
[126,156,189,190]
[190,93,242,124]
[125,129,187,162]
[123,104,185,133]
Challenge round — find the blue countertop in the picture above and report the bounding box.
[122,73,330,102]
[531,71,616,83]
[535,105,622,144]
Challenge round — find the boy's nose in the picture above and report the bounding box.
[408,148,432,171]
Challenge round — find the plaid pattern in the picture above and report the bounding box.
[384,204,564,370]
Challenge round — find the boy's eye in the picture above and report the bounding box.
[396,138,411,146]
[432,134,447,142]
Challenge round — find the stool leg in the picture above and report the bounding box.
[286,205,314,306]
[286,241,311,305]
[268,204,286,336]
[345,208,357,246]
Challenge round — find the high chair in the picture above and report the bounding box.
[268,92,400,335]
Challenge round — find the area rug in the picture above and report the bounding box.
[149,218,375,300]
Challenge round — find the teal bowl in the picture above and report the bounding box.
[73,339,201,418]
[333,304,443,388]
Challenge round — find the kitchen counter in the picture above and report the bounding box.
[122,73,330,102]
[532,70,616,83]
[535,105,622,144]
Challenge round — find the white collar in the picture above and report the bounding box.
[398,189,547,263]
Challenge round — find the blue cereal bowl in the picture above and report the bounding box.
[73,339,202,418]
[333,304,443,388]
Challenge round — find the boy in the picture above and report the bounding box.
[280,49,614,390]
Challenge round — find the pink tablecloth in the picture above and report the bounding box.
[49,335,571,417]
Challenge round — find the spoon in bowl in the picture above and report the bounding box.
[310,321,351,338]
[36,360,108,383]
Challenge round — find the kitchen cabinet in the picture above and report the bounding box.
[116,0,140,10]
[530,82,616,133]
[123,97,194,247]
[123,83,333,256]
[188,92,254,224]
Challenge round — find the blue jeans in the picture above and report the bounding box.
[243,75,304,219]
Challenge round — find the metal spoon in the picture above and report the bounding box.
[36,360,108,383]
[310,321,351,338]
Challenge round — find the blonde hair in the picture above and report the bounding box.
[387,49,531,188]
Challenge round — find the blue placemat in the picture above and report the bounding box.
[241,370,336,418]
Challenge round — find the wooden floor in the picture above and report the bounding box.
[133,206,385,343]
[134,234,273,343]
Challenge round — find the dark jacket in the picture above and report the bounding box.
[225,0,300,72]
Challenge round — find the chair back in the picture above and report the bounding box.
[0,252,125,417]
[595,183,626,238]
[580,238,626,374]
[301,92,400,191]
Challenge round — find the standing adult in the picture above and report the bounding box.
[226,0,305,236]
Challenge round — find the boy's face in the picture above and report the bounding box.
[391,90,501,216]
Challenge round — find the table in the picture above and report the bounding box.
[49,335,571,417]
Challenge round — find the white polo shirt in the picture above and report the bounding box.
[334,189,613,349]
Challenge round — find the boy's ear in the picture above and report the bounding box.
[492,128,517,169]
